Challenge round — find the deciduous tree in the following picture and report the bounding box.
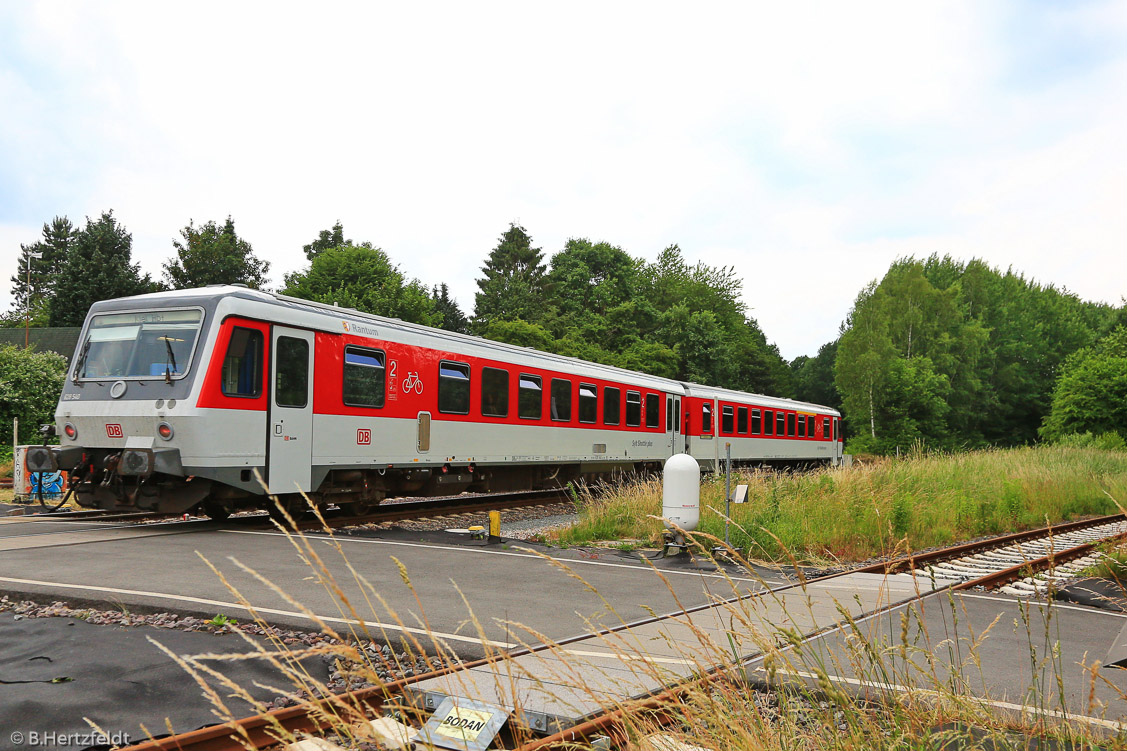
[163,216,270,290]
[303,221,350,260]
[282,244,439,326]
[1041,326,1127,442]
[0,344,68,444]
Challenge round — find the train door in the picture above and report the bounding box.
[682,400,691,454]
[667,395,681,457]
[267,326,314,494]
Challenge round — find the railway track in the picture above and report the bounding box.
[0,489,572,552]
[855,513,1127,593]
[120,512,1127,751]
[7,487,570,525]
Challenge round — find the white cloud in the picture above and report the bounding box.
[1,1,1124,361]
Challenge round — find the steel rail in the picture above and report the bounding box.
[851,512,1126,575]
[285,488,570,532]
[121,513,1126,751]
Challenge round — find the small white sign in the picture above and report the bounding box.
[418,696,509,751]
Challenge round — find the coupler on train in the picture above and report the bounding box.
[25,442,212,514]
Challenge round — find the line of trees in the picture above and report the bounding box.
[819,256,1125,452]
[6,212,1125,453]
[7,212,272,328]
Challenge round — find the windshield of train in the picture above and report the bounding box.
[75,309,203,380]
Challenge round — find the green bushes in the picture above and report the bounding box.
[1055,431,1126,451]
[0,344,67,445]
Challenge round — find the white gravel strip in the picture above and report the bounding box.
[500,512,580,540]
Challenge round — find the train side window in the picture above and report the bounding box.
[737,407,748,434]
[764,409,774,436]
[221,327,263,398]
[275,336,309,408]
[625,391,642,427]
[519,374,543,419]
[702,403,712,434]
[785,412,794,437]
[438,361,471,414]
[823,417,831,439]
[675,400,681,431]
[579,383,597,423]
[342,345,386,408]
[481,366,509,417]
[550,378,571,421]
[603,386,621,425]
[798,414,806,438]
[751,409,761,435]
[721,405,734,434]
[647,393,660,429]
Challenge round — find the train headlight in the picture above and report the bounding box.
[64,423,78,441]
[157,422,174,441]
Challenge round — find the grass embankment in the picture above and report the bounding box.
[554,446,1127,564]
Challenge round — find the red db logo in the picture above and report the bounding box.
[106,424,124,438]
[357,428,372,445]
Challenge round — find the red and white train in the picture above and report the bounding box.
[29,286,842,517]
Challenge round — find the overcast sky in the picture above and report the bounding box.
[2,2,1125,360]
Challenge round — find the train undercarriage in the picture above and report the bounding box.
[27,442,663,519]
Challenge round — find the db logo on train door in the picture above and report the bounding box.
[106,424,124,438]
[357,428,372,445]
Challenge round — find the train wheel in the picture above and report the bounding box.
[341,500,375,516]
[267,494,306,524]
[202,501,232,521]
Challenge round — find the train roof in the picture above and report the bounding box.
[90,286,686,393]
[683,381,840,416]
[89,286,840,415]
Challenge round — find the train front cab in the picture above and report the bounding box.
[44,291,322,515]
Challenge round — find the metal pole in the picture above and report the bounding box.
[724,442,731,547]
[24,255,30,348]
[24,251,42,349]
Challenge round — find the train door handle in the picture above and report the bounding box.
[274,423,283,435]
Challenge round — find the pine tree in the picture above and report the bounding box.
[163,216,270,290]
[431,283,469,333]
[49,211,158,327]
[472,223,546,330]
[9,216,75,325]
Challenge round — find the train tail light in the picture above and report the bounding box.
[157,422,174,440]
[64,423,78,441]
